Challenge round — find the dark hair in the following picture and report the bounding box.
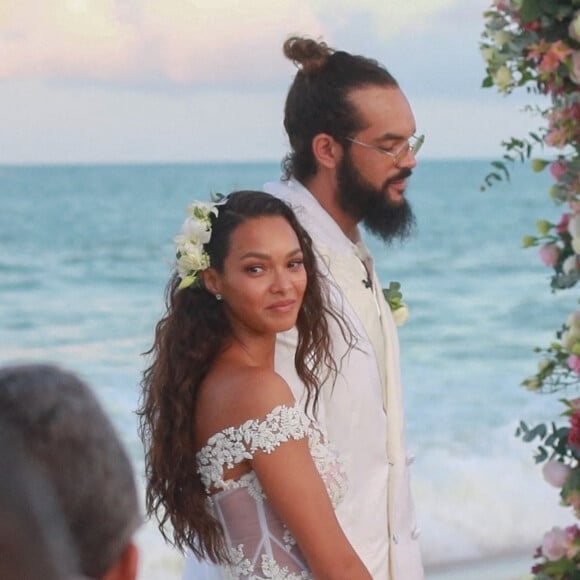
[282,36,399,183]
[138,190,350,563]
[0,364,140,579]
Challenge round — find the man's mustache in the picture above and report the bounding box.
[386,168,412,184]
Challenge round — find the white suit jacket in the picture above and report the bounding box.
[265,180,423,580]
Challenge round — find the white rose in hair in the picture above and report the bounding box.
[177,251,208,278]
[181,217,212,245]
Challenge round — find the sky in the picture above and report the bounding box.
[0,0,547,164]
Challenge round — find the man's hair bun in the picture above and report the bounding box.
[283,36,333,73]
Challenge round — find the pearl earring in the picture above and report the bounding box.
[215,294,222,301]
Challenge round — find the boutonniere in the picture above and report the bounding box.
[382,281,409,326]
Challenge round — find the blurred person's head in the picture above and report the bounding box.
[0,363,141,580]
[0,420,80,579]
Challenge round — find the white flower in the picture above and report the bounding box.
[562,327,580,351]
[480,46,495,64]
[177,251,208,278]
[563,255,578,275]
[392,304,409,327]
[493,30,511,46]
[522,376,541,391]
[570,11,580,43]
[572,236,580,255]
[538,358,552,373]
[567,214,580,238]
[493,66,513,92]
[187,201,218,218]
[543,460,572,488]
[180,216,212,245]
[567,311,580,331]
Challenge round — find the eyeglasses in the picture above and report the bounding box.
[345,134,425,166]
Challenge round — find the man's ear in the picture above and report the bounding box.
[201,268,221,297]
[102,542,139,580]
[311,133,343,170]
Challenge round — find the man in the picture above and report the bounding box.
[0,364,141,580]
[265,36,425,579]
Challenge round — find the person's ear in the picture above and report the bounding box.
[311,133,343,170]
[102,542,139,580]
[201,268,222,298]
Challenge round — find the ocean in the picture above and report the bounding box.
[0,160,574,578]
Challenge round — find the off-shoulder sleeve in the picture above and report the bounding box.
[197,402,311,492]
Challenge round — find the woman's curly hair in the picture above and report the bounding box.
[137,190,353,563]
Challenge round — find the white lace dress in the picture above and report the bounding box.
[195,402,347,580]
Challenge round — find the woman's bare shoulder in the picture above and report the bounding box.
[197,364,296,438]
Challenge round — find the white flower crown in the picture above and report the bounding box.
[174,201,219,290]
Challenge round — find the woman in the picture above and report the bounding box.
[139,191,371,579]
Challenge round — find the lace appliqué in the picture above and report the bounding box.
[307,423,348,509]
[196,402,347,580]
[225,548,311,580]
[197,404,311,491]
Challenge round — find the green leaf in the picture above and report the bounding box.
[522,423,547,442]
[520,0,542,23]
[491,161,511,180]
[210,192,226,203]
[534,446,548,463]
[481,76,494,88]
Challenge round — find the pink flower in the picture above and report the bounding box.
[569,411,580,447]
[539,243,560,267]
[568,354,580,375]
[545,127,568,148]
[542,527,569,560]
[569,397,580,410]
[557,213,571,234]
[566,525,580,559]
[543,460,572,487]
[551,160,569,181]
[529,40,573,73]
[523,21,540,32]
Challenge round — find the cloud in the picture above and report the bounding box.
[317,0,459,38]
[0,0,462,86]
[0,0,325,85]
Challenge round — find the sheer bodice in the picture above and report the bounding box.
[196,402,347,579]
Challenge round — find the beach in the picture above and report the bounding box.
[426,552,533,580]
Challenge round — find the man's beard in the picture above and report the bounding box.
[336,152,416,243]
